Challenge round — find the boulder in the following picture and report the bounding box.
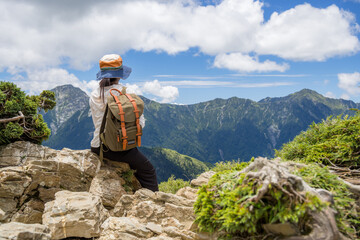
[42,190,109,239]
[11,199,44,224]
[190,171,215,187]
[114,189,196,232]
[176,187,198,200]
[0,222,51,240]
[99,217,154,240]
[89,168,127,208]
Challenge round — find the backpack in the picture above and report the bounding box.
[99,87,144,162]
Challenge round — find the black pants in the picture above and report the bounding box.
[91,147,159,192]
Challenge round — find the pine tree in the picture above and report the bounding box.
[0,81,56,145]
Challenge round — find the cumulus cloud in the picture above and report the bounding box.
[15,68,97,95]
[324,91,336,98]
[0,0,358,75]
[214,53,289,72]
[142,80,179,103]
[256,4,360,61]
[338,72,360,95]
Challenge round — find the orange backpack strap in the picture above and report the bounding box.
[110,89,128,150]
[125,94,142,147]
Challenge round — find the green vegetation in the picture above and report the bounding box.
[194,168,326,239]
[276,111,360,167]
[0,82,56,145]
[141,147,209,183]
[211,159,251,172]
[292,164,359,238]
[159,175,190,194]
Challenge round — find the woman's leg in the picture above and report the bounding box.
[91,147,159,191]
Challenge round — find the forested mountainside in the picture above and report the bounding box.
[43,85,359,163]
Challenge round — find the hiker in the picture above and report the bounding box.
[90,54,159,192]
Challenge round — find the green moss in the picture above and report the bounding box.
[292,164,359,238]
[194,169,326,239]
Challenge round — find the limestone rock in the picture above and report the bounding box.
[42,190,109,239]
[0,166,32,221]
[24,147,101,192]
[176,187,198,200]
[89,168,126,208]
[114,189,195,229]
[0,222,51,240]
[190,171,215,187]
[99,217,154,240]
[11,199,44,224]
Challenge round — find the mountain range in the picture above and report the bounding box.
[43,85,359,165]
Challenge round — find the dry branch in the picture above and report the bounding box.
[0,111,24,123]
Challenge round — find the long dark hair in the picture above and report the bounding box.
[99,78,119,102]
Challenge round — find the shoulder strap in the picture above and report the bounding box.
[99,104,109,164]
[124,93,142,147]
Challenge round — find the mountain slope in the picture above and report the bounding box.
[43,85,360,164]
[43,84,89,135]
[141,147,210,183]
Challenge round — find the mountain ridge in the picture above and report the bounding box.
[43,85,360,164]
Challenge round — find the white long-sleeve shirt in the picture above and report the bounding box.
[89,83,145,148]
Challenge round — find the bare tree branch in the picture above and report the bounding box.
[0,111,24,123]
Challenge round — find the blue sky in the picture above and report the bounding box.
[1,0,360,104]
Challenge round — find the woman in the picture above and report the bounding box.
[89,54,158,192]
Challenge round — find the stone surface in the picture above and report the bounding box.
[100,217,154,240]
[11,199,44,224]
[176,187,198,200]
[42,190,109,239]
[190,171,215,187]
[89,168,126,208]
[0,222,51,240]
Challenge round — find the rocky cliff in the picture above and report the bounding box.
[1,142,358,239]
[0,141,211,240]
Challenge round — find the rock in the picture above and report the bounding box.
[0,222,51,240]
[114,188,196,232]
[38,187,62,202]
[11,199,44,224]
[263,223,300,236]
[0,166,32,221]
[0,208,5,221]
[89,168,126,208]
[176,187,198,200]
[24,147,101,192]
[146,222,163,234]
[42,190,109,239]
[156,191,195,207]
[99,217,154,240]
[190,171,215,187]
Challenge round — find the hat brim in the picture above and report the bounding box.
[96,65,132,80]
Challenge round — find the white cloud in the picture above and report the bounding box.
[341,93,351,100]
[15,68,96,95]
[214,53,289,72]
[338,72,360,95]
[0,0,359,86]
[142,80,179,103]
[324,91,336,98]
[256,4,360,61]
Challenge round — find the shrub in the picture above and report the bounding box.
[159,175,190,194]
[0,81,56,145]
[276,111,360,168]
[211,159,250,172]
